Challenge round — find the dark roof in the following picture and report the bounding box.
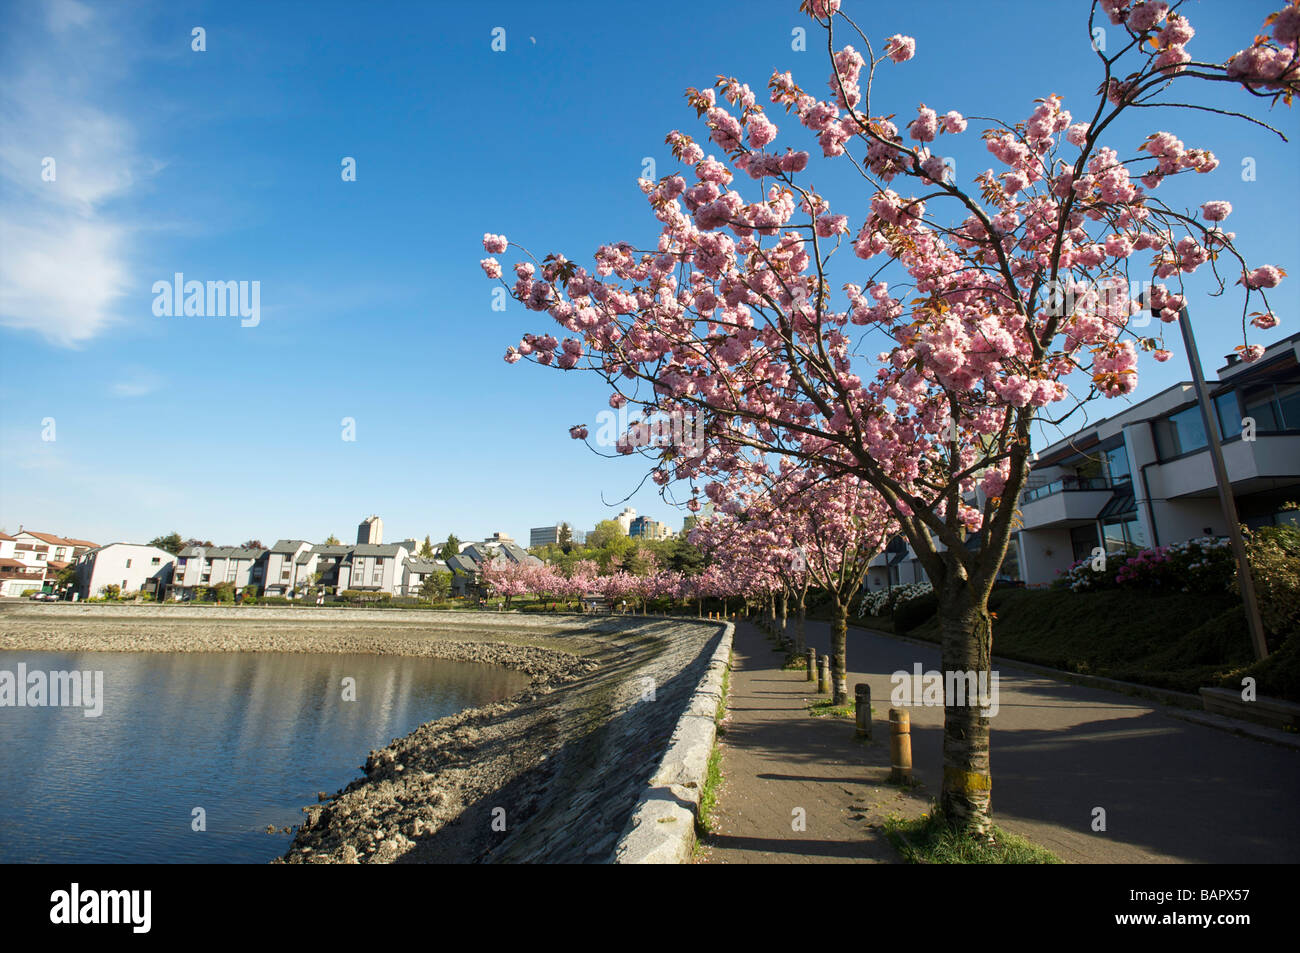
[445,554,478,574]
[404,558,446,574]
[178,546,266,559]
[351,543,408,557]
[270,539,310,553]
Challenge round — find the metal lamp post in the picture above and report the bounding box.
[1171,305,1269,662]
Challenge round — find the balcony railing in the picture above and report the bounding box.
[1022,475,1110,503]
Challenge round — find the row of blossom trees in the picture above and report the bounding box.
[484,0,1296,835]
[476,554,747,615]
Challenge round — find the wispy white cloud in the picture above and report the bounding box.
[0,5,155,347]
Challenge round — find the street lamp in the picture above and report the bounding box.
[1169,304,1269,662]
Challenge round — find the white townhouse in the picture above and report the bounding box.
[170,545,267,598]
[73,543,176,599]
[853,331,1300,593]
[10,530,98,570]
[291,543,355,596]
[346,543,412,594]
[0,531,47,596]
[401,558,449,597]
[262,540,313,596]
[1014,332,1300,586]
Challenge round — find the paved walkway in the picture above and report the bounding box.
[696,621,929,863]
[699,618,1300,864]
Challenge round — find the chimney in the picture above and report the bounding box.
[1224,352,1241,366]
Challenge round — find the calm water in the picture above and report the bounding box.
[0,650,530,863]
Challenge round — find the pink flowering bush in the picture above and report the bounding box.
[1055,537,1235,593]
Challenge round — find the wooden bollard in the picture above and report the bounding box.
[889,708,912,783]
[806,648,816,682]
[817,654,829,694]
[855,683,871,739]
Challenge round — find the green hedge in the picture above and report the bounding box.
[893,592,939,634]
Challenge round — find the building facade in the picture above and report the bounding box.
[629,515,673,540]
[1014,332,1300,586]
[357,515,383,545]
[170,546,267,598]
[73,543,176,599]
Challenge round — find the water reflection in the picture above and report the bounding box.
[0,650,530,863]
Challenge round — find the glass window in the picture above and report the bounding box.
[1101,522,1127,553]
[1104,444,1131,483]
[1075,457,1104,480]
[1155,405,1208,459]
[1100,518,1145,552]
[1276,383,1300,430]
[1070,525,1099,562]
[1215,393,1243,439]
[1242,389,1280,432]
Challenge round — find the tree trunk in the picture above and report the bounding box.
[937,588,994,838]
[780,590,788,642]
[796,598,806,654]
[830,599,849,706]
[697,596,702,618]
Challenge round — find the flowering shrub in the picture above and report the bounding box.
[1055,537,1234,593]
[859,581,932,617]
[1236,523,1300,646]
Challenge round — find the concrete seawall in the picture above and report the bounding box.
[615,621,732,863]
[1,603,730,863]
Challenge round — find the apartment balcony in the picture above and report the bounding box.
[1019,476,1114,529]
[1150,432,1300,500]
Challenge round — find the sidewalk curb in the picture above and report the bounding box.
[613,621,733,864]
[1164,708,1300,750]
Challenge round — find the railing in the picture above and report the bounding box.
[1022,475,1110,503]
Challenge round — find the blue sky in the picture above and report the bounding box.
[1,0,1296,547]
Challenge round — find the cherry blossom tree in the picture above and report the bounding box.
[478,558,531,608]
[484,1,1296,835]
[694,461,895,704]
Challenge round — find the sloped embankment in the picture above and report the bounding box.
[281,615,727,863]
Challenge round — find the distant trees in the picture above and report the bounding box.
[55,563,78,590]
[558,523,574,553]
[439,534,463,561]
[324,534,341,545]
[241,539,265,550]
[419,571,452,602]
[148,533,184,555]
[418,535,436,559]
[586,520,624,549]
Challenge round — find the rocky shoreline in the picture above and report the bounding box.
[0,603,726,863]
